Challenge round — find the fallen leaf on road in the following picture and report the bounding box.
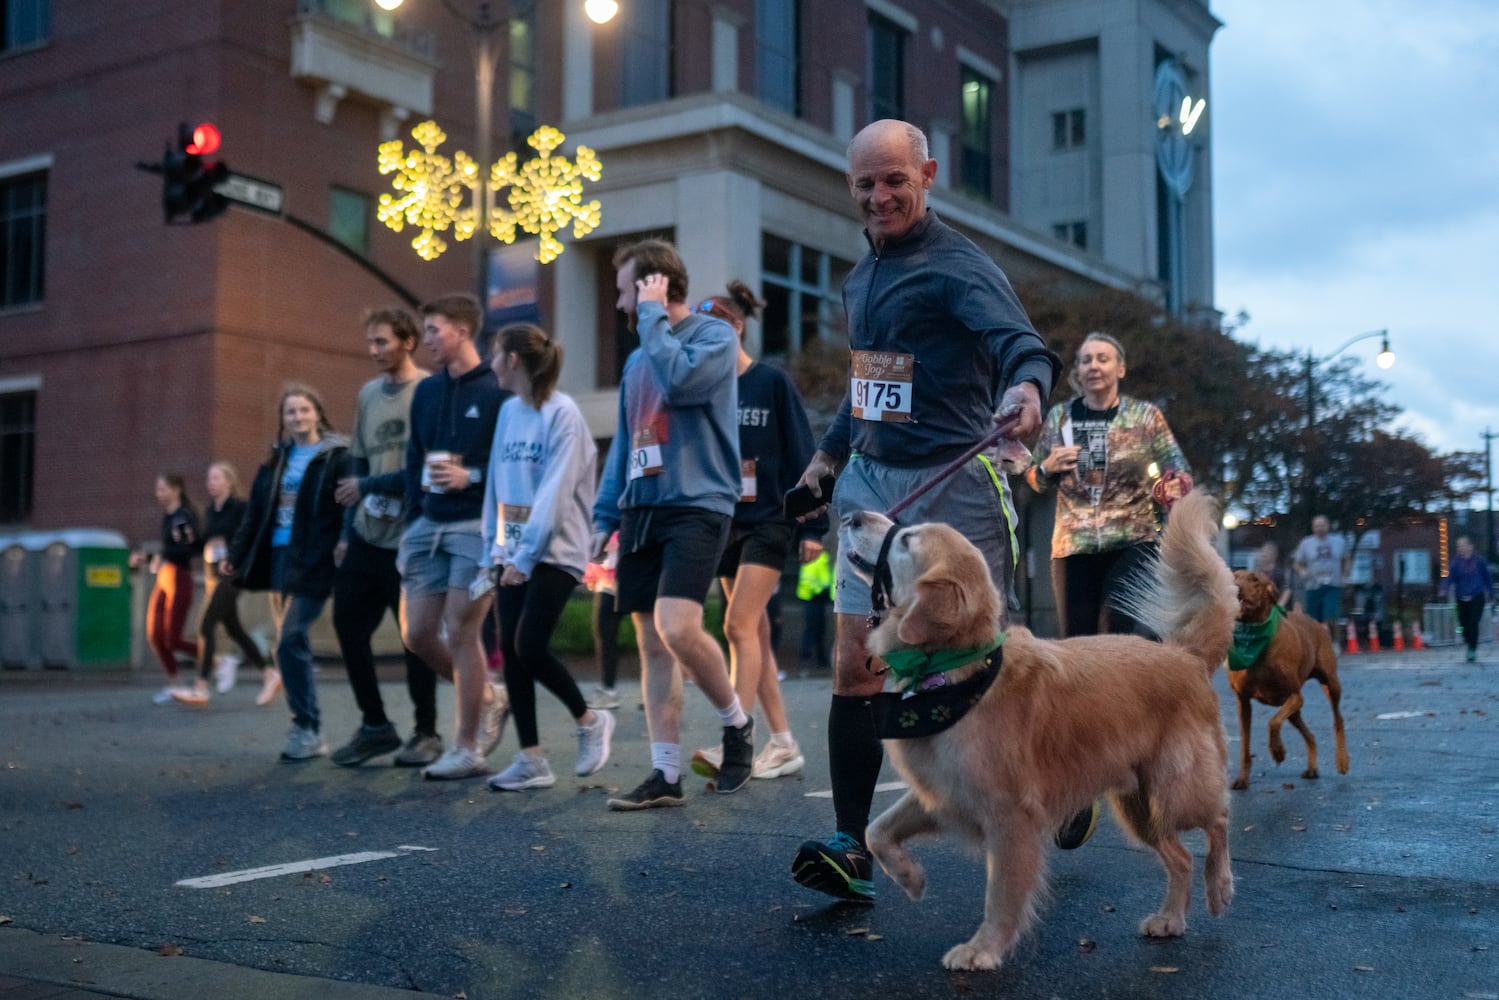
[1151,966,1179,973]
[159,943,183,956]
[1282,783,1295,790]
[1101,904,1115,913]
[1078,938,1096,953]
[866,933,883,941]
[65,802,83,810]
[248,915,266,924]
[0,916,10,925]
[1291,825,1308,832]
[846,927,869,936]
[531,845,545,852]
[1353,965,1375,972]
[560,882,572,889]
[1242,825,1255,832]
[319,874,332,884]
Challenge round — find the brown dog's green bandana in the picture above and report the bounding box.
[1229,606,1282,672]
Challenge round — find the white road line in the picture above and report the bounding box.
[175,845,438,889]
[804,780,907,799]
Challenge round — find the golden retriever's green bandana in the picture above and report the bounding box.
[871,635,1005,740]
[1229,606,1282,672]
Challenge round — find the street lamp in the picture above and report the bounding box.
[376,0,617,272]
[1303,329,1395,523]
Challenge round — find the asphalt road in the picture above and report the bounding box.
[1,646,1495,999]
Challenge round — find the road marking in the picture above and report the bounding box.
[176,845,438,888]
[1375,710,1430,720]
[805,780,907,799]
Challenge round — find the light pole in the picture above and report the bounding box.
[1302,329,1395,524]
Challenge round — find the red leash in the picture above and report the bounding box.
[883,411,1023,520]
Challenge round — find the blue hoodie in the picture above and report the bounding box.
[594,300,739,533]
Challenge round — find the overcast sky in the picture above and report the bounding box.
[1210,0,1499,459]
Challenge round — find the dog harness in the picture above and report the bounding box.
[869,639,1005,740]
[1228,605,1282,672]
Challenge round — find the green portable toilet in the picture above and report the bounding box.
[37,530,132,669]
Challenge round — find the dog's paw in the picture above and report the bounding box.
[942,941,1004,971]
[1268,736,1287,764]
[1139,912,1187,938]
[1301,766,1319,780]
[1230,774,1250,791]
[871,847,926,901]
[1207,876,1235,916]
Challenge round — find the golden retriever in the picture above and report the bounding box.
[1229,569,1349,790]
[841,491,1238,971]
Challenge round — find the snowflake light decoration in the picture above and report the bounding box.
[376,120,478,261]
[490,126,603,263]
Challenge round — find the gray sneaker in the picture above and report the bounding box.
[575,709,615,776]
[280,726,328,761]
[393,732,443,767]
[477,683,511,758]
[487,752,557,791]
[330,723,402,767]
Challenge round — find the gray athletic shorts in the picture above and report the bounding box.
[397,516,485,597]
[832,453,1015,619]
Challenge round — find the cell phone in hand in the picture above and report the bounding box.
[784,474,836,520]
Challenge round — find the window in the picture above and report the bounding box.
[761,233,852,357]
[1051,108,1085,151]
[756,0,799,116]
[619,0,671,107]
[959,66,995,200]
[2,0,49,52]
[328,187,370,255]
[0,389,35,524]
[508,7,537,143]
[867,12,905,122]
[1395,549,1432,585]
[1,170,45,308]
[1052,220,1087,250]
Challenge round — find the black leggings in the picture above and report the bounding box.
[497,562,589,749]
[592,590,623,688]
[1457,597,1486,653]
[1052,542,1160,638]
[197,574,266,680]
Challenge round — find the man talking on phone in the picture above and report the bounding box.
[789,120,1062,902]
[593,238,756,810]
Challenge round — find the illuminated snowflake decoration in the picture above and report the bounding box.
[376,120,478,262]
[490,126,603,263]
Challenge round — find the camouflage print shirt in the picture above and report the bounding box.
[1025,395,1190,559]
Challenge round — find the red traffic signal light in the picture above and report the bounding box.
[184,122,220,156]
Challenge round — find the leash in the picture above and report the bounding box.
[883,410,1022,519]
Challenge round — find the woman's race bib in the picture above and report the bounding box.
[499,504,531,550]
[740,459,757,503]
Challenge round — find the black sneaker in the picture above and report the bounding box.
[1054,800,1101,850]
[716,718,755,794]
[607,769,685,811]
[330,723,402,768]
[792,832,875,903]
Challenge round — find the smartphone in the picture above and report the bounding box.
[784,474,836,520]
[468,567,497,601]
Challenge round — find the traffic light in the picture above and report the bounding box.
[162,121,228,223]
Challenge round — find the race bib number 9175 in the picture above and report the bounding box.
[850,351,914,423]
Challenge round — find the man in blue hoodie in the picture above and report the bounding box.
[397,294,512,781]
[593,238,757,809]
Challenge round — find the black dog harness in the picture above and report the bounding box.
[869,644,1005,740]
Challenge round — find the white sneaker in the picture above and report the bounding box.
[152,685,181,705]
[752,739,805,779]
[422,746,489,780]
[477,683,511,758]
[585,685,621,710]
[256,668,283,707]
[280,726,328,761]
[689,744,722,779]
[215,654,240,694]
[488,752,557,791]
[575,709,615,776]
[171,680,211,706]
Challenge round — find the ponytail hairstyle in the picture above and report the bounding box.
[695,279,767,339]
[159,472,195,514]
[276,381,336,441]
[497,322,564,405]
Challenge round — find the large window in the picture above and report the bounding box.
[1051,108,1086,151]
[0,389,36,524]
[329,187,370,255]
[959,65,995,201]
[867,12,905,122]
[2,0,49,52]
[1,170,45,309]
[761,234,853,357]
[619,0,672,107]
[756,0,799,116]
[508,7,537,143]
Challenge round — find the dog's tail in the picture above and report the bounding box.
[1113,491,1238,674]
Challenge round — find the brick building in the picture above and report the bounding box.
[1,0,1218,561]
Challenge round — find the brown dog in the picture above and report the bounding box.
[841,491,1237,971]
[1228,570,1350,790]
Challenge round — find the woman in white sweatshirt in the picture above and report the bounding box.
[481,323,615,790]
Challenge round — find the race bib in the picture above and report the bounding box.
[499,504,531,550]
[740,459,757,503]
[628,427,664,481]
[362,493,403,521]
[850,351,914,423]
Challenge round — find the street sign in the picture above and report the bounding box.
[215,171,284,216]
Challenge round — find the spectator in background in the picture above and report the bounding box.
[796,549,833,671]
[1253,540,1292,611]
[134,473,200,705]
[1293,514,1350,649]
[1441,534,1492,663]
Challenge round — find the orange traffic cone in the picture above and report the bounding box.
[1412,621,1426,650]
[1345,619,1360,654]
[1393,624,1406,651]
[1368,620,1381,652]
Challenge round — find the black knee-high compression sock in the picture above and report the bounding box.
[828,694,883,845]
